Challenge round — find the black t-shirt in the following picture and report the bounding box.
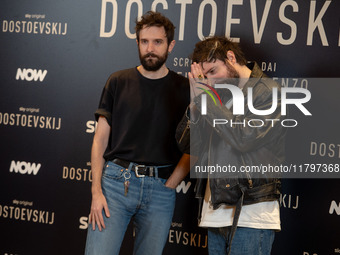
[95,67,190,165]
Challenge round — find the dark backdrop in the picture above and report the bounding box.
[1,1,339,254]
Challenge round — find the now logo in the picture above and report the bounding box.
[329,200,340,215]
[9,160,41,175]
[16,68,48,82]
[176,181,191,194]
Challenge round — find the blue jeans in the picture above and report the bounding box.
[208,227,275,255]
[85,161,176,255]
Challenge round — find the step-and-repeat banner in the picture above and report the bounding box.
[1,0,339,254]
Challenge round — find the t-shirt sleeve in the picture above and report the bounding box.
[94,76,115,125]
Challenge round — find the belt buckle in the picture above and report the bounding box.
[134,165,146,177]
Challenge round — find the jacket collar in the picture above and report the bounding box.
[242,62,264,90]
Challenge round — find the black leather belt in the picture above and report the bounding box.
[112,158,173,179]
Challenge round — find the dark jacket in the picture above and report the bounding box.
[177,62,286,222]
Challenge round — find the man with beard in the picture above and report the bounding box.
[177,36,285,254]
[85,11,190,255]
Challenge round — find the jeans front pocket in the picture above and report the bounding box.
[102,161,125,181]
[156,177,176,192]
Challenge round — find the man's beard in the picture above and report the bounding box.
[139,51,168,71]
[212,61,240,87]
[225,61,240,79]
[223,61,240,86]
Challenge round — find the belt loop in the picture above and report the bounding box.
[154,167,159,178]
[149,167,154,177]
[127,162,134,173]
